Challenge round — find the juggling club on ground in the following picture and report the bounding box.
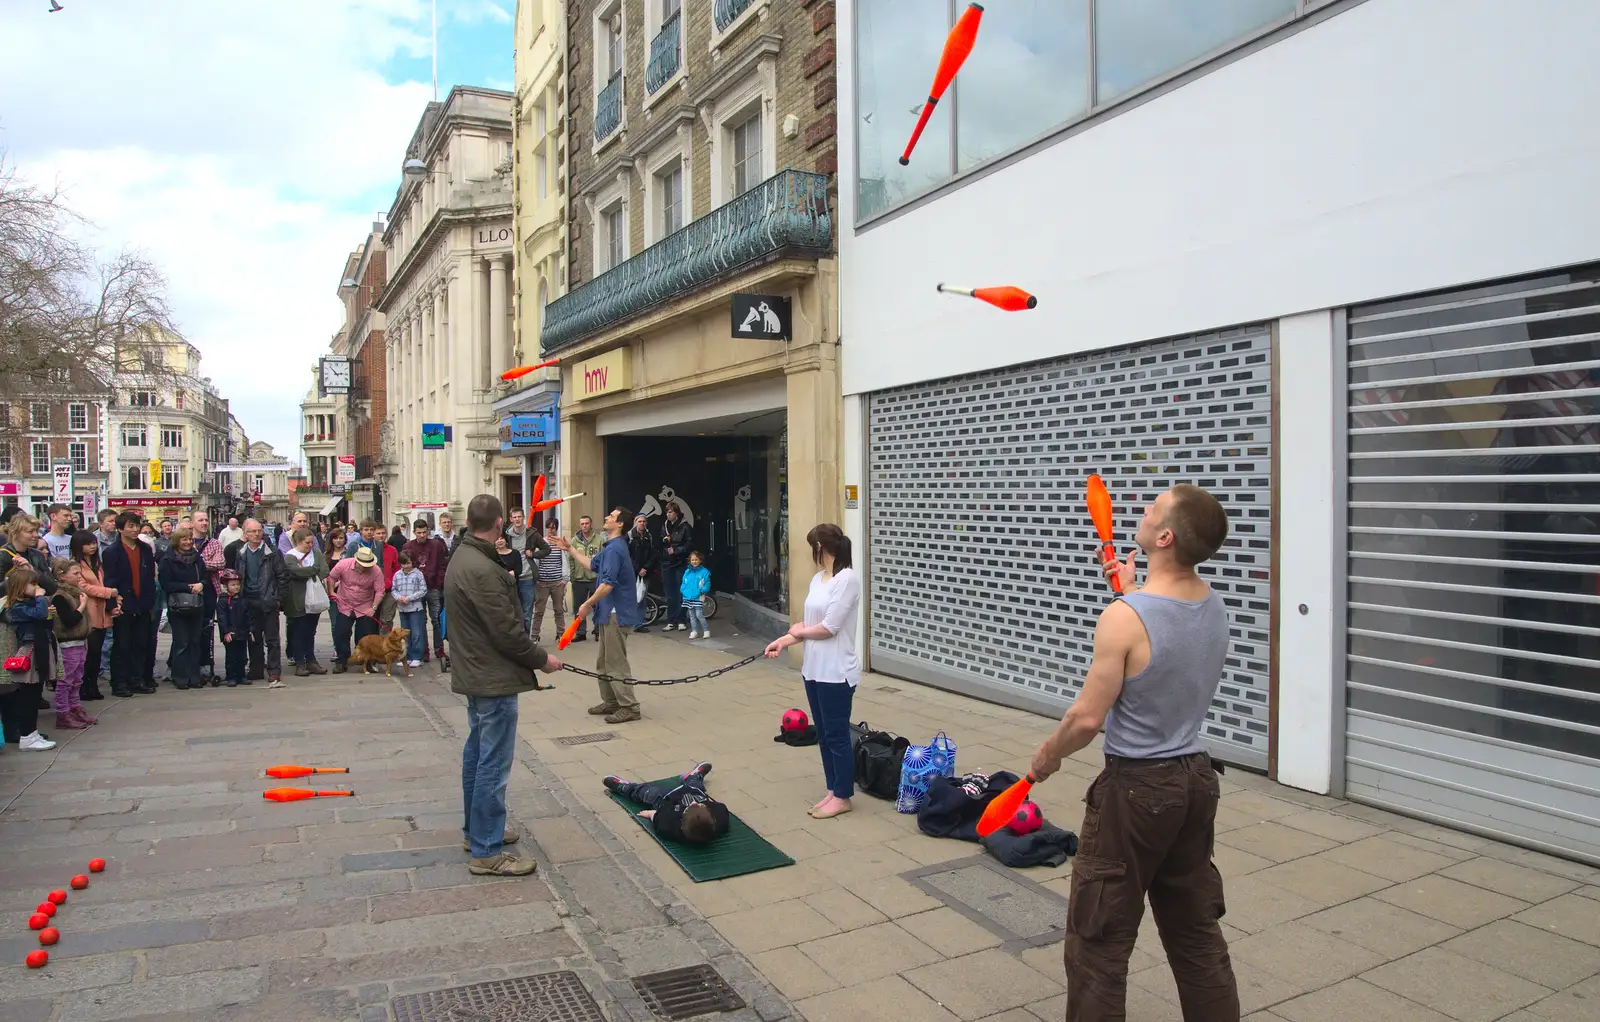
[976,772,1038,838]
[936,283,1038,311]
[265,765,350,779]
[1086,473,1122,594]
[500,359,559,381]
[901,3,984,165]
[263,787,354,802]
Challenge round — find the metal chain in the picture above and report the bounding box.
[559,652,767,686]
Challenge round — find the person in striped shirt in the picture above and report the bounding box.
[391,551,429,667]
[531,518,568,641]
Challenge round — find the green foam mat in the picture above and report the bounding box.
[605,776,795,883]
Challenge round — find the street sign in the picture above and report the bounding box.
[52,462,73,504]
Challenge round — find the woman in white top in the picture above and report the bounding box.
[764,524,862,819]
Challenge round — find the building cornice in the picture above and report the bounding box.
[378,203,514,314]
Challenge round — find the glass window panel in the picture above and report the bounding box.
[1094,0,1296,104]
[855,0,955,218]
[955,0,1089,172]
[732,114,762,196]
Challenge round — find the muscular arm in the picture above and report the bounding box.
[1031,600,1139,779]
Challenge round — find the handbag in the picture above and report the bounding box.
[897,731,958,814]
[168,591,204,613]
[303,578,330,614]
[4,651,31,673]
[851,721,911,800]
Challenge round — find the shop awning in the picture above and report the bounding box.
[319,495,343,517]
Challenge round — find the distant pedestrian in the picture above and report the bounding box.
[444,493,561,877]
[392,551,428,668]
[553,506,642,723]
[680,551,711,638]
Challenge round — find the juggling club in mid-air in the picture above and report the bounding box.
[900,3,984,165]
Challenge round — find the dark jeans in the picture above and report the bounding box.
[285,614,319,664]
[247,599,282,679]
[804,679,856,799]
[224,639,247,683]
[83,627,106,698]
[662,565,686,625]
[167,610,206,689]
[329,606,349,663]
[617,772,703,809]
[461,694,519,858]
[426,589,444,651]
[1065,753,1238,1021]
[111,611,154,693]
[570,580,594,637]
[0,683,41,742]
[334,612,379,664]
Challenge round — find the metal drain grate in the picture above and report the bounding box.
[632,965,746,1020]
[553,732,618,746]
[389,970,604,1022]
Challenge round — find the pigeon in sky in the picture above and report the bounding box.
[49,1,65,11]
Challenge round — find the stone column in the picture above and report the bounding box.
[489,256,509,385]
[433,286,448,394]
[560,410,603,532]
[784,359,843,619]
[472,259,488,394]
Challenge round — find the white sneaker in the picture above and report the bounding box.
[407,660,422,668]
[19,731,56,751]
[701,630,709,638]
[687,631,699,639]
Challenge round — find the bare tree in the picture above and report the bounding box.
[0,151,182,432]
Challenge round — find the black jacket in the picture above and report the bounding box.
[627,528,657,575]
[157,551,205,607]
[660,519,693,569]
[225,539,287,609]
[0,543,58,597]
[102,539,158,616]
[652,785,730,844]
[216,595,252,639]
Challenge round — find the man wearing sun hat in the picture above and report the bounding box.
[326,543,385,674]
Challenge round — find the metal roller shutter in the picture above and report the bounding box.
[867,325,1274,769]
[1343,264,1600,867]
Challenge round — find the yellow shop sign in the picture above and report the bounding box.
[573,348,632,399]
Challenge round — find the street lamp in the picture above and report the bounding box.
[402,158,428,184]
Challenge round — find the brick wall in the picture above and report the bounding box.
[566,0,837,289]
[1,399,106,477]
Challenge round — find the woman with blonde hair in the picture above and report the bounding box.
[158,527,208,691]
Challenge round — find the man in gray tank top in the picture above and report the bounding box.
[1030,483,1240,1021]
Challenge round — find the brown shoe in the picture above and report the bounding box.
[588,702,619,716]
[294,664,312,677]
[306,660,328,675]
[468,853,537,877]
[463,826,521,852]
[604,706,641,723]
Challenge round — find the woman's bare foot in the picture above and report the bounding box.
[811,796,852,819]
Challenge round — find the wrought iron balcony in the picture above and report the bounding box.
[541,169,832,354]
[714,0,755,32]
[646,11,682,95]
[595,73,623,143]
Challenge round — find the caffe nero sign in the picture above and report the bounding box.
[730,293,791,341]
[500,413,558,451]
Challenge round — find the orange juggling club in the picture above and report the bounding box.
[500,359,559,381]
[531,474,547,507]
[900,3,984,166]
[263,787,354,802]
[977,772,1037,838]
[558,617,581,650]
[532,491,585,513]
[265,765,350,780]
[1087,473,1122,594]
[936,283,1037,311]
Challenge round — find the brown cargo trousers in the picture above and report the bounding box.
[1064,751,1240,1021]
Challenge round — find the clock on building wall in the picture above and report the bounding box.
[320,357,352,396]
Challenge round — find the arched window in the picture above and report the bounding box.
[125,465,146,490]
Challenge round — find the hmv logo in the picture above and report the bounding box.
[584,366,609,393]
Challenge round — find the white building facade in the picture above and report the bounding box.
[380,87,529,525]
[837,0,1600,865]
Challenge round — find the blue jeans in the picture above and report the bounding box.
[805,679,857,799]
[516,578,535,635]
[462,695,519,858]
[400,610,426,661]
[426,589,444,652]
[685,602,708,633]
[663,565,686,625]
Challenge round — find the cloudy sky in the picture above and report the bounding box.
[0,0,513,461]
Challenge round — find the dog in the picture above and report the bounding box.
[348,627,410,678]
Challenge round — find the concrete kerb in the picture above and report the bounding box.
[389,671,801,1022]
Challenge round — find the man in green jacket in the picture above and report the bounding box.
[567,515,603,642]
[444,493,563,877]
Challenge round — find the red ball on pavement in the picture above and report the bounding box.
[46,890,67,905]
[88,858,106,873]
[70,875,89,890]
[36,902,55,918]
[28,913,48,930]
[38,927,59,946]
[26,950,48,968]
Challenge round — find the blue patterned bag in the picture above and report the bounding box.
[896,731,958,814]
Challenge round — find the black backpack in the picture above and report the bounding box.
[851,721,910,800]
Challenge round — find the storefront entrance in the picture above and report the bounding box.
[604,416,789,613]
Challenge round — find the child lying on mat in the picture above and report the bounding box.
[604,761,729,845]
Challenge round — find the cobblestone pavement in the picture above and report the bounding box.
[2,618,1598,1022]
[0,628,795,1022]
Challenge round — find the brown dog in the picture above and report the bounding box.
[348,627,410,678]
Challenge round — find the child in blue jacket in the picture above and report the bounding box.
[1,564,57,750]
[679,552,712,639]
[215,570,253,688]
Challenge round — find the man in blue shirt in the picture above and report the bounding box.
[553,505,642,723]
